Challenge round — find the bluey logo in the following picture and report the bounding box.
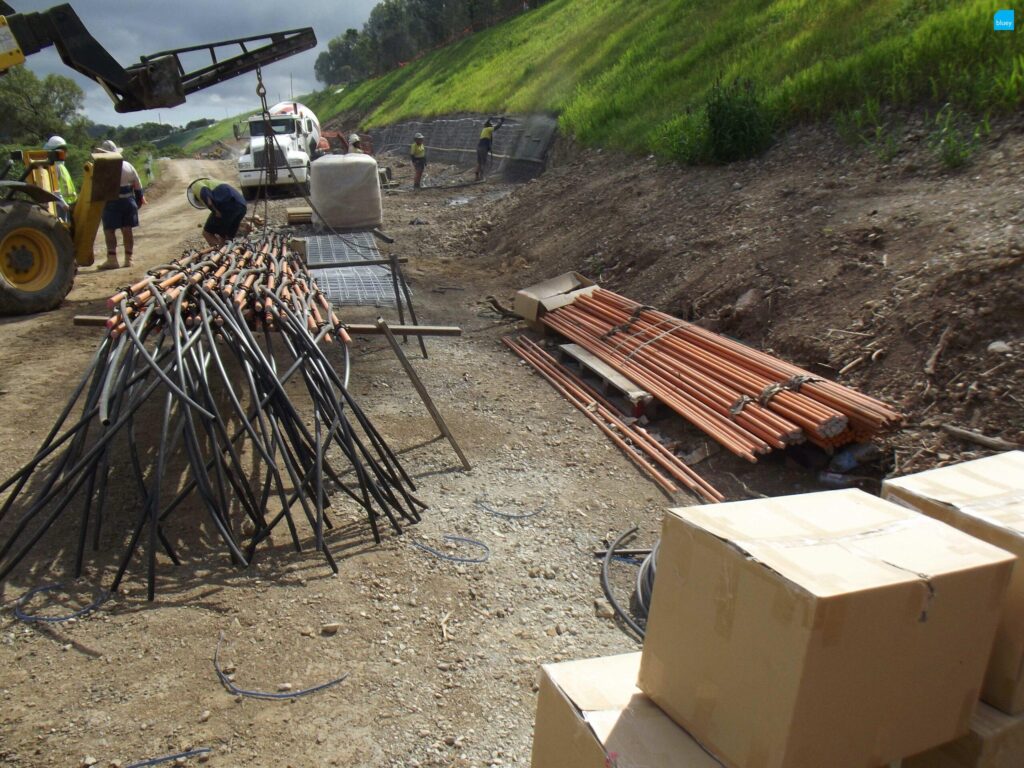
[994,9,1015,30]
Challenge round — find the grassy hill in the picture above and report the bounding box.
[301,0,1022,162]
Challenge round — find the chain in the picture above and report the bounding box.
[255,66,278,186]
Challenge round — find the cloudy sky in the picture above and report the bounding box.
[11,0,379,127]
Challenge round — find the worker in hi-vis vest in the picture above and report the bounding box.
[475,117,504,181]
[44,135,77,221]
[410,132,426,189]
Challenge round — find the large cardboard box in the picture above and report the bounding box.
[531,653,722,768]
[514,272,596,331]
[638,489,1015,768]
[884,452,1024,714]
[904,702,1024,768]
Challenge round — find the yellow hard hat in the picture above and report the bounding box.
[186,178,210,209]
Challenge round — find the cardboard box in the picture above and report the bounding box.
[883,452,1024,714]
[514,272,596,331]
[638,489,1015,768]
[904,702,1024,768]
[531,653,723,768]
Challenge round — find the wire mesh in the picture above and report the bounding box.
[306,233,409,307]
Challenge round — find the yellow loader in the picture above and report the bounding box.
[0,2,315,315]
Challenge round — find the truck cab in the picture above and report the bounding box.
[237,102,321,199]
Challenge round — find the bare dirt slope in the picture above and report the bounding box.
[476,115,1024,469]
[0,112,1021,768]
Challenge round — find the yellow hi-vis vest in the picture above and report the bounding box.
[410,142,425,159]
[57,162,77,204]
[480,126,495,141]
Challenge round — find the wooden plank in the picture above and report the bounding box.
[344,324,461,337]
[558,343,651,405]
[73,316,462,338]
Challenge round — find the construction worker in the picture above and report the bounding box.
[410,132,426,189]
[475,117,504,181]
[186,178,248,247]
[43,135,76,222]
[315,134,331,156]
[96,139,144,270]
[348,133,363,153]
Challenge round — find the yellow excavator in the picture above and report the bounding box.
[0,2,316,315]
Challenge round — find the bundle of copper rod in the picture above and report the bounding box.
[103,236,350,345]
[503,336,722,503]
[542,289,902,462]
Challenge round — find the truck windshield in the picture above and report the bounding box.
[250,118,296,137]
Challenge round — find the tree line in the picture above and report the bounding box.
[315,0,551,85]
[0,66,212,183]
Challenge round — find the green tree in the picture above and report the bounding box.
[0,66,86,144]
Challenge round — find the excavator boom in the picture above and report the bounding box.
[0,3,316,112]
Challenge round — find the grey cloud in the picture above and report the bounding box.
[9,0,378,126]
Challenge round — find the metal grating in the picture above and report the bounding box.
[306,233,409,307]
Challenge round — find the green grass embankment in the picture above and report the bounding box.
[306,0,1023,161]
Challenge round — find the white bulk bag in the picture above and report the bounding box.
[310,154,382,230]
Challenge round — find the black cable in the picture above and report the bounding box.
[125,748,212,768]
[13,583,109,623]
[633,542,659,621]
[601,527,645,639]
[410,535,490,564]
[214,632,348,700]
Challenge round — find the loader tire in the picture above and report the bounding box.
[0,201,76,316]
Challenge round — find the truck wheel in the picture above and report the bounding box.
[0,201,76,316]
[242,186,257,201]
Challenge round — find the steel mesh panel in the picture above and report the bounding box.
[306,233,409,307]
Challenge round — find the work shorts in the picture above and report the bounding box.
[102,198,139,230]
[412,157,426,172]
[204,200,247,239]
[476,141,491,166]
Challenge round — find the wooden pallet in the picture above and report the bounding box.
[557,343,656,417]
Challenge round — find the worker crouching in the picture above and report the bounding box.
[187,178,248,248]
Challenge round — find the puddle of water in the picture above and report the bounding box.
[447,197,471,206]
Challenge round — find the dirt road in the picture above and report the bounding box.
[0,158,668,767]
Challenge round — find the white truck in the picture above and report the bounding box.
[237,102,321,199]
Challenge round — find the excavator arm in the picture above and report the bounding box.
[0,2,316,112]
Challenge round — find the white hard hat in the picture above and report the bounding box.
[44,135,66,150]
[95,139,121,153]
[414,133,424,140]
[186,178,209,209]
[349,133,360,143]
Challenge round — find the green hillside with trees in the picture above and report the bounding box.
[309,0,1023,162]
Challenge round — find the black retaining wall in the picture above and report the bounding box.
[368,114,558,181]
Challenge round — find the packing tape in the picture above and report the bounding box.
[713,556,740,640]
[812,598,847,648]
[958,689,980,732]
[691,688,718,735]
[770,585,799,626]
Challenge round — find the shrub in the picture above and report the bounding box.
[704,78,774,163]
[927,103,987,169]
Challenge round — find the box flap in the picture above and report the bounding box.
[514,272,596,322]
[885,452,1024,537]
[587,699,723,767]
[543,652,642,712]
[546,653,722,767]
[669,489,1016,597]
